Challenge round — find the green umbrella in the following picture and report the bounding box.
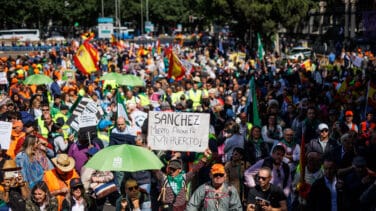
[84,144,164,172]
[99,72,123,82]
[117,74,145,87]
[23,74,53,85]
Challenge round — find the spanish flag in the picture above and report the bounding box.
[81,32,95,41]
[73,38,99,75]
[167,51,185,81]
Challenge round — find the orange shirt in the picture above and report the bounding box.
[43,169,80,211]
[7,131,25,159]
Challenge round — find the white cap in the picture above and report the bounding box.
[318,123,329,131]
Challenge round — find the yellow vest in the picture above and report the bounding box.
[97,131,109,143]
[138,93,150,107]
[188,89,202,109]
[53,113,69,139]
[172,91,186,105]
[37,117,49,138]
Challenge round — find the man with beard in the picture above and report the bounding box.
[244,145,291,197]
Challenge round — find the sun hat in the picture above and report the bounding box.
[51,154,75,172]
[2,159,21,171]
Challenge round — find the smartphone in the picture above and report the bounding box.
[3,170,20,180]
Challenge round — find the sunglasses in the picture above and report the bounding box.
[169,167,178,172]
[213,173,225,178]
[72,186,81,190]
[320,129,329,133]
[127,186,138,191]
[42,109,49,111]
[257,175,269,181]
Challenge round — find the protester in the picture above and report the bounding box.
[43,153,80,210]
[224,147,250,202]
[115,178,151,211]
[306,156,342,211]
[16,135,54,188]
[62,178,96,210]
[0,31,375,211]
[25,181,59,211]
[244,145,292,197]
[306,123,339,155]
[246,167,287,211]
[155,149,212,211]
[244,126,269,165]
[0,159,30,210]
[186,163,242,211]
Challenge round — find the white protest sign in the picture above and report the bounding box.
[0,121,12,149]
[0,72,8,85]
[147,111,210,152]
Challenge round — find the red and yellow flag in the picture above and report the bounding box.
[167,50,185,81]
[73,37,99,75]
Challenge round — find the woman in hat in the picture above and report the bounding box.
[25,181,58,211]
[16,135,54,188]
[43,153,79,210]
[62,178,96,211]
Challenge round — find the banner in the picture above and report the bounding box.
[147,111,210,152]
[66,97,103,132]
[0,121,12,149]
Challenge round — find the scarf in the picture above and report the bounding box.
[280,139,295,148]
[167,171,185,195]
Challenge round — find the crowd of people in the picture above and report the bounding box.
[0,35,374,211]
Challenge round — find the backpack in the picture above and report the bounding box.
[201,183,233,209]
[262,157,290,188]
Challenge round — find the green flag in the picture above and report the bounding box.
[244,76,261,127]
[257,33,265,60]
[250,77,261,127]
[116,91,131,125]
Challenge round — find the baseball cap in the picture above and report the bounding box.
[98,119,113,130]
[345,110,353,116]
[70,178,83,188]
[211,163,225,175]
[168,159,182,170]
[318,123,329,131]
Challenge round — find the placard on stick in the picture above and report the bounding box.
[147,111,210,152]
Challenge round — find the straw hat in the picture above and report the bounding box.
[51,154,75,172]
[2,160,21,171]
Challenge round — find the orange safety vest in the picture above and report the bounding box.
[43,169,80,211]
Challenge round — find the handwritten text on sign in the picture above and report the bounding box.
[147,111,210,152]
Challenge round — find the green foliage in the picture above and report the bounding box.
[0,0,315,44]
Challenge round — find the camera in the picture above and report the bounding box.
[255,196,270,207]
